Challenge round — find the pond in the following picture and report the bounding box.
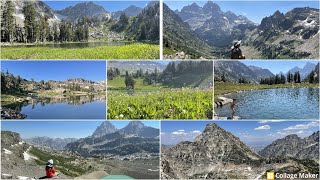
[215,88,319,119]
[3,41,132,48]
[3,95,106,119]
[101,175,134,179]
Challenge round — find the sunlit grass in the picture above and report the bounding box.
[107,88,213,120]
[1,43,159,59]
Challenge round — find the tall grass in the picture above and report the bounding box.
[1,43,159,59]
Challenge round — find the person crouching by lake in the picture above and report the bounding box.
[231,40,245,59]
[230,99,238,119]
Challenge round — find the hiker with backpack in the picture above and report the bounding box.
[39,159,59,179]
[231,40,245,59]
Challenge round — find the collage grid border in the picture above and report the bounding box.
[0,0,319,179]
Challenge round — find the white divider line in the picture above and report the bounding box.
[160,0,164,60]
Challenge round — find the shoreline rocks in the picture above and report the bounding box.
[1,108,27,119]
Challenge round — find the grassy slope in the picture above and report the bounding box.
[214,82,319,102]
[108,72,213,90]
[1,44,159,59]
[107,75,213,119]
[164,72,213,88]
[29,147,90,177]
[108,78,168,91]
[107,89,213,119]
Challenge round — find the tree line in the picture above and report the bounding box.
[1,69,96,94]
[1,1,89,43]
[218,67,319,85]
[108,61,213,90]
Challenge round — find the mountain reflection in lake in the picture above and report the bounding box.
[3,95,106,119]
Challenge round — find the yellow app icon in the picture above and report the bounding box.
[267,172,275,180]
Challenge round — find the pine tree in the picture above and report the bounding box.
[39,16,49,42]
[53,22,59,42]
[125,75,135,90]
[297,72,301,83]
[1,0,15,42]
[23,2,37,43]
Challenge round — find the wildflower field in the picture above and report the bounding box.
[107,88,213,120]
[1,43,159,59]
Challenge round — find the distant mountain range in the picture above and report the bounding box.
[164,1,319,59]
[24,137,78,150]
[287,62,317,79]
[214,61,274,83]
[112,5,143,19]
[56,2,112,21]
[161,123,319,179]
[245,7,319,59]
[259,131,319,161]
[214,61,317,83]
[108,61,167,73]
[163,3,214,59]
[176,1,255,47]
[64,121,159,157]
[11,0,147,24]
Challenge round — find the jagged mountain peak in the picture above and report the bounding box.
[112,5,143,19]
[91,121,117,138]
[259,131,319,161]
[214,61,274,83]
[120,121,146,135]
[283,134,300,141]
[287,62,316,79]
[181,2,201,13]
[56,1,111,21]
[305,131,319,141]
[175,1,255,47]
[273,10,284,17]
[127,121,145,128]
[203,1,221,13]
[161,123,262,179]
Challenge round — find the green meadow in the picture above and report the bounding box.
[107,77,213,120]
[1,43,159,59]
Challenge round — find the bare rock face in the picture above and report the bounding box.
[161,123,320,179]
[161,123,263,179]
[65,121,159,157]
[245,7,319,59]
[92,121,117,138]
[259,131,319,161]
[176,1,255,47]
[10,0,59,26]
[55,2,111,22]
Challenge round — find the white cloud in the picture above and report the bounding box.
[163,129,204,145]
[283,121,319,131]
[160,132,165,135]
[259,120,284,124]
[254,125,271,130]
[171,131,187,135]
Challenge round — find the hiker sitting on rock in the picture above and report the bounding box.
[40,159,59,179]
[231,40,245,59]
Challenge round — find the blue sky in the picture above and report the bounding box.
[1,61,106,82]
[241,60,318,74]
[161,121,319,148]
[1,121,160,139]
[165,1,319,23]
[44,1,152,12]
